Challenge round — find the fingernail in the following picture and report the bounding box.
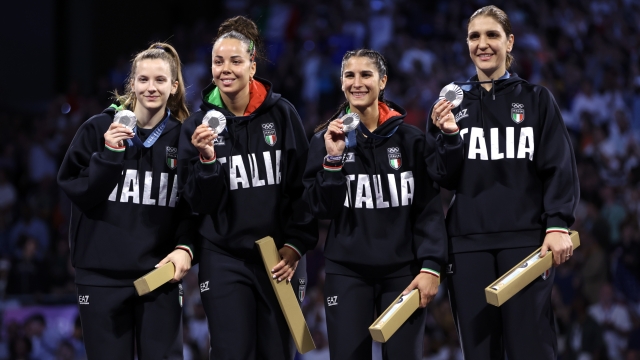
[154,264,159,268]
[278,278,282,282]
[272,275,277,279]
[271,269,275,273]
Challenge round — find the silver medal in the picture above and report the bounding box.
[439,84,464,108]
[113,110,137,131]
[202,110,227,134]
[341,113,360,132]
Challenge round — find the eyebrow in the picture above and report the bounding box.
[214,55,244,59]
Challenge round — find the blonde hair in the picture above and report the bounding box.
[114,42,189,121]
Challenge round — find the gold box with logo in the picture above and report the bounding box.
[485,231,580,306]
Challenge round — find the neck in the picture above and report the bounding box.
[134,105,166,129]
[221,86,250,116]
[477,68,506,91]
[352,102,380,132]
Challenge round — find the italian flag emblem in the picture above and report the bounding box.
[262,122,277,146]
[511,103,525,124]
[166,146,178,170]
[387,147,402,170]
[265,135,276,146]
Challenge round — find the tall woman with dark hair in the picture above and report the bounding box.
[303,49,447,360]
[426,5,579,360]
[58,42,193,360]
[178,16,317,359]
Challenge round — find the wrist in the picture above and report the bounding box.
[441,127,459,135]
[323,154,344,172]
[200,152,216,164]
[105,141,125,152]
[175,245,193,261]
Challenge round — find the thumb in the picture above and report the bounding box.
[402,280,417,296]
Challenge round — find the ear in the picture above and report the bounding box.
[507,34,515,53]
[250,61,257,79]
[379,74,388,91]
[171,80,178,95]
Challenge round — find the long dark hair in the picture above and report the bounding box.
[315,49,389,133]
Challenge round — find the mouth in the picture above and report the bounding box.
[145,95,160,101]
[350,91,368,99]
[220,79,235,86]
[477,53,494,61]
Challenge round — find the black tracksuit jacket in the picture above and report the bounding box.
[426,74,580,253]
[58,107,195,286]
[304,102,447,277]
[178,78,317,260]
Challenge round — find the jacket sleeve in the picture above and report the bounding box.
[424,104,465,190]
[172,196,202,265]
[536,88,580,230]
[279,104,318,257]
[412,133,448,275]
[178,114,229,216]
[57,116,125,212]
[302,132,348,221]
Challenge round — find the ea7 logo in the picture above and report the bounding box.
[78,295,89,305]
[327,296,338,306]
[455,109,469,123]
[200,281,210,293]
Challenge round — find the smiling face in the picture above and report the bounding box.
[132,58,177,113]
[341,56,387,111]
[211,38,256,98]
[467,15,514,80]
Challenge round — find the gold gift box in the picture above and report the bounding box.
[134,262,175,296]
[485,231,580,306]
[369,289,420,343]
[255,237,316,354]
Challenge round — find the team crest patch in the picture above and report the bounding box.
[511,103,525,124]
[262,123,277,146]
[387,147,402,170]
[166,146,177,169]
[298,278,306,302]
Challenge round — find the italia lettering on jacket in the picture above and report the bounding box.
[108,170,178,207]
[459,127,534,160]
[343,171,414,209]
[217,150,282,190]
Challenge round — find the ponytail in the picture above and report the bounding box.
[113,42,189,121]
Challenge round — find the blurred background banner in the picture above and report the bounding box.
[1,0,639,359]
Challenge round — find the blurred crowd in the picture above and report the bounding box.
[1,0,639,359]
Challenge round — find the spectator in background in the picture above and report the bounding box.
[589,282,633,360]
[8,205,50,260]
[564,294,606,360]
[6,236,49,295]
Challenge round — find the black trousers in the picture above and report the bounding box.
[448,246,557,360]
[199,248,305,360]
[76,282,183,360]
[324,273,426,360]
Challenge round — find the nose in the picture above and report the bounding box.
[478,35,488,49]
[353,75,363,87]
[147,81,157,93]
[221,61,231,73]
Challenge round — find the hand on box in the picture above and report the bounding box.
[540,232,573,266]
[157,249,192,282]
[402,273,439,308]
[271,246,300,283]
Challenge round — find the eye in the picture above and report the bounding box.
[468,33,479,40]
[213,60,222,65]
[233,60,241,65]
[488,31,500,38]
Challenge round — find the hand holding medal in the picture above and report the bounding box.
[432,84,463,133]
[105,110,136,148]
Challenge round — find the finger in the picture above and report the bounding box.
[156,257,170,268]
[421,292,428,308]
[273,265,291,280]
[402,281,417,296]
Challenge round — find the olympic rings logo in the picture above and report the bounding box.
[387,147,400,153]
[512,103,524,109]
[262,123,275,130]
